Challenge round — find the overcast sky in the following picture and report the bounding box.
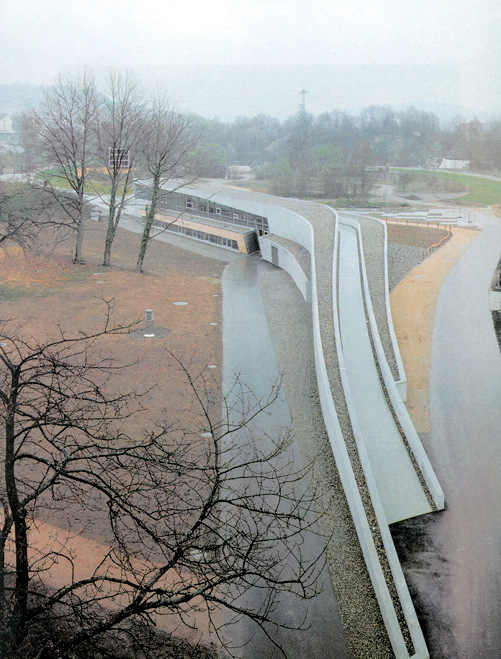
[1,0,500,119]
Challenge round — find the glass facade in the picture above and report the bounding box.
[136,185,269,234]
[152,217,239,251]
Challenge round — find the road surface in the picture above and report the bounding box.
[393,210,501,658]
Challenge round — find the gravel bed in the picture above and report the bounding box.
[259,266,395,659]
[258,199,398,657]
[351,215,399,381]
[387,244,424,291]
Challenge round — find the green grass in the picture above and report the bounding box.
[38,169,131,197]
[392,168,501,205]
[0,283,32,301]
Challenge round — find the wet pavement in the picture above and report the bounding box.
[393,211,501,658]
[338,223,432,523]
[221,254,350,658]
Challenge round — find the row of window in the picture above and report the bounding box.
[136,186,269,234]
[153,219,239,250]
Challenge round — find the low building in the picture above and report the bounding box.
[438,158,470,170]
[0,114,13,133]
[135,182,268,254]
[139,208,260,254]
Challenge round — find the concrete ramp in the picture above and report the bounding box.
[338,224,432,524]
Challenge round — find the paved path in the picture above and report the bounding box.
[221,254,350,658]
[425,211,501,658]
[338,223,431,523]
[392,210,501,658]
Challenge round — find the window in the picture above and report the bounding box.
[108,147,129,169]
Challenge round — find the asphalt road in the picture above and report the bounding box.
[393,210,501,658]
[221,254,350,659]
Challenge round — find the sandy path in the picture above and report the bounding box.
[390,227,480,432]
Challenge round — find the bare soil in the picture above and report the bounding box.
[390,227,480,432]
[387,223,449,248]
[0,218,228,644]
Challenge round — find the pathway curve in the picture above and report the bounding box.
[337,223,431,523]
[221,254,350,658]
[392,210,501,658]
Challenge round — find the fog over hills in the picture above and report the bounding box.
[0,63,498,126]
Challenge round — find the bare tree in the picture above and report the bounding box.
[95,72,147,267]
[0,313,322,659]
[0,182,58,251]
[135,94,199,273]
[0,183,37,249]
[30,71,98,263]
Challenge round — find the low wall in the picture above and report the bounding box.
[339,216,444,512]
[261,204,431,658]
[259,235,311,303]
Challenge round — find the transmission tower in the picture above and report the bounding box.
[299,89,308,115]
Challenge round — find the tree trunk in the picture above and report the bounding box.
[135,173,160,273]
[73,190,85,264]
[103,183,118,267]
[4,373,29,644]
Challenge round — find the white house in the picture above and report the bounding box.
[438,158,470,170]
[0,114,13,133]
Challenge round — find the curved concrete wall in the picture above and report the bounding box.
[366,215,408,400]
[258,236,311,303]
[153,182,439,658]
[239,197,430,658]
[338,215,444,511]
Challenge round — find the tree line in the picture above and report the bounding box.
[190,105,501,197]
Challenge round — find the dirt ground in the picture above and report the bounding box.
[0,218,228,644]
[390,227,480,432]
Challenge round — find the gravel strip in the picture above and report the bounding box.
[353,214,399,381]
[387,244,425,291]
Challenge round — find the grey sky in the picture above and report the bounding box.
[1,0,500,118]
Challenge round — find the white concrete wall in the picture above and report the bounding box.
[259,236,311,303]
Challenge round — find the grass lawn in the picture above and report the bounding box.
[392,168,501,205]
[38,168,130,196]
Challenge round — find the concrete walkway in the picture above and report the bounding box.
[425,211,501,658]
[390,210,501,658]
[221,254,350,659]
[337,224,431,524]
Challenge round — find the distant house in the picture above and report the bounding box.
[226,165,253,180]
[438,158,470,170]
[0,114,13,133]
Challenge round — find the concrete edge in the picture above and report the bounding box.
[341,216,445,513]
[333,218,428,659]
[368,215,408,401]
[259,205,412,654]
[258,235,311,303]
